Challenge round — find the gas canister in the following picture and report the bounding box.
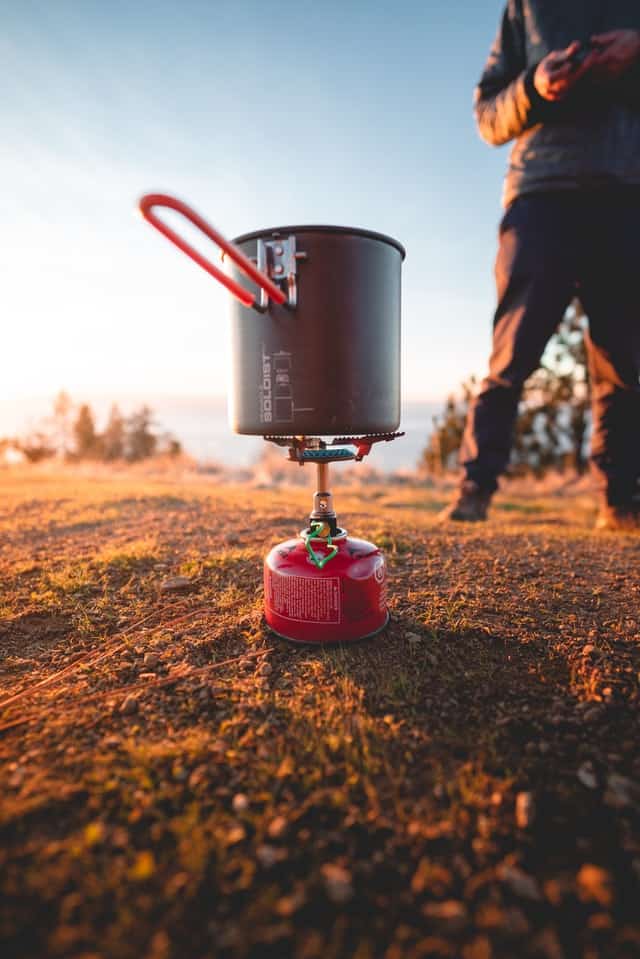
[264,531,388,644]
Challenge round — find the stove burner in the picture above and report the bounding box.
[263,432,405,464]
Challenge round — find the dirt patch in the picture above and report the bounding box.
[0,468,639,959]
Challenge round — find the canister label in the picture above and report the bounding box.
[266,572,341,623]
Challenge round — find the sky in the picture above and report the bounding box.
[1,0,507,406]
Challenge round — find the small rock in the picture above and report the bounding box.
[160,576,192,592]
[530,927,565,959]
[475,903,505,931]
[515,791,535,829]
[603,773,639,809]
[544,875,574,906]
[232,793,249,813]
[577,762,597,789]
[321,863,353,904]
[465,936,492,959]
[188,765,208,788]
[499,865,542,901]
[576,864,613,908]
[84,821,105,846]
[256,844,280,868]
[503,907,530,937]
[226,825,246,845]
[120,694,139,715]
[274,891,305,917]
[582,705,605,724]
[422,900,468,934]
[143,652,159,668]
[267,816,287,839]
[130,850,156,880]
[8,767,25,789]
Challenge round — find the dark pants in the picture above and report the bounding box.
[460,189,640,504]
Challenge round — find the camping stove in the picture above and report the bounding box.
[138,193,405,644]
[262,433,402,643]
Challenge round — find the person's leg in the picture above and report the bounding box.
[579,190,640,520]
[457,194,577,498]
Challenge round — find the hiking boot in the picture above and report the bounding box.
[438,480,493,522]
[595,502,640,532]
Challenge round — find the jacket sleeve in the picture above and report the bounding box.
[474,1,554,146]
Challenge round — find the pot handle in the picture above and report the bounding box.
[137,193,287,311]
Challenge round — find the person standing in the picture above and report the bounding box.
[442,1,640,530]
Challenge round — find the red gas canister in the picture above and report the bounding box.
[264,532,388,644]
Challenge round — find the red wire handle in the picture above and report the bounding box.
[138,193,287,309]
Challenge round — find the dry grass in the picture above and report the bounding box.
[1,466,639,959]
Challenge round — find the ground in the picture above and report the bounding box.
[1,466,639,959]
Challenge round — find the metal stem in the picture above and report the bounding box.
[310,460,337,534]
[317,461,329,494]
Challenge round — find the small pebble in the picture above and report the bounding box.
[120,694,139,715]
[321,863,353,904]
[515,791,535,829]
[160,576,191,592]
[422,900,468,934]
[582,706,604,724]
[499,864,542,902]
[232,793,249,813]
[267,816,287,839]
[577,762,597,790]
[604,773,639,809]
[576,864,613,908]
[256,845,280,868]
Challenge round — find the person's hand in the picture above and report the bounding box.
[533,42,595,101]
[588,29,640,82]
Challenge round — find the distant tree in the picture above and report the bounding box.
[125,405,157,461]
[421,302,590,477]
[73,404,101,459]
[157,432,183,458]
[51,390,74,459]
[511,301,589,475]
[102,404,126,461]
[421,378,476,474]
[14,397,183,466]
[19,431,56,463]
